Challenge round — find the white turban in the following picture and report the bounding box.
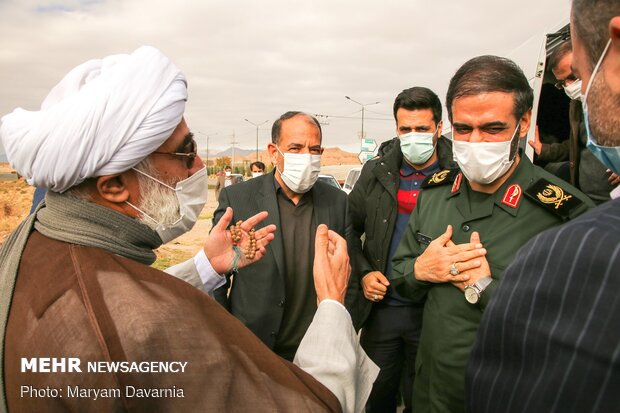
[0,46,187,193]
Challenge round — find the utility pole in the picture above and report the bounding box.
[345,95,380,141]
[244,118,269,161]
[230,129,238,170]
[197,131,218,174]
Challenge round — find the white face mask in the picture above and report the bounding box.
[127,166,208,243]
[225,171,231,177]
[399,129,437,165]
[275,147,321,193]
[452,126,520,185]
[252,171,263,178]
[563,79,583,101]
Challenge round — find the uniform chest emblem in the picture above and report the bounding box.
[429,170,449,184]
[502,184,522,209]
[451,172,463,193]
[537,184,572,209]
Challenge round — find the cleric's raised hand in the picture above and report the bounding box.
[204,207,276,274]
[313,224,351,304]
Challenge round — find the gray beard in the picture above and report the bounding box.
[587,68,620,148]
[134,159,181,230]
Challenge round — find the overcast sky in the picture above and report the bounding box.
[0,0,570,156]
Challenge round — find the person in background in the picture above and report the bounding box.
[250,160,266,178]
[467,1,620,412]
[347,86,456,413]
[528,40,618,204]
[215,165,240,199]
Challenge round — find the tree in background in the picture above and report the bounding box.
[214,156,232,171]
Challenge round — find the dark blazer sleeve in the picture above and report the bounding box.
[347,171,374,278]
[211,188,232,310]
[345,170,374,330]
[538,139,570,163]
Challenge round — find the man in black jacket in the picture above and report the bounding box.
[348,87,456,412]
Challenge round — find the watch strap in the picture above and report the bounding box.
[474,276,493,293]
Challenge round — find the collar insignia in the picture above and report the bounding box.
[502,184,522,209]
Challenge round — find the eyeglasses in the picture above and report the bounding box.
[153,138,197,169]
[554,73,578,90]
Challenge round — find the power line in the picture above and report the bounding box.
[314,113,392,121]
[365,108,392,117]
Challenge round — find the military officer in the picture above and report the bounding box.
[390,55,594,413]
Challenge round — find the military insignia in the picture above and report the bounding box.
[537,184,572,208]
[422,169,459,188]
[502,184,522,209]
[525,178,584,220]
[451,172,463,193]
[429,170,449,184]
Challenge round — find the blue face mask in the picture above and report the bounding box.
[582,38,620,175]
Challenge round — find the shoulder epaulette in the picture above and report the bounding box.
[524,178,584,220]
[422,169,459,189]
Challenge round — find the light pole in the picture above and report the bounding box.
[244,118,269,161]
[230,130,238,171]
[197,131,218,174]
[345,95,380,141]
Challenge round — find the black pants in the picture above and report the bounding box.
[361,303,423,413]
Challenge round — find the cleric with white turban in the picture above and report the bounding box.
[0,45,187,193]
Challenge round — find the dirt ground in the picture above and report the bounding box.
[0,171,35,241]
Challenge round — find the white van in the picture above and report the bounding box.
[442,15,572,163]
[507,16,571,161]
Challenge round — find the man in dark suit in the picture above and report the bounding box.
[466,2,620,412]
[213,111,351,361]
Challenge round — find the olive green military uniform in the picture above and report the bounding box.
[390,155,594,413]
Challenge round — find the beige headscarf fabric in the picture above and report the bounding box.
[0,46,187,193]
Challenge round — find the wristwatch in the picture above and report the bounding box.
[464,277,493,304]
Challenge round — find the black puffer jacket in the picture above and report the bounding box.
[345,136,457,329]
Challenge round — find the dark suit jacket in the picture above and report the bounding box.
[212,172,352,350]
[466,197,620,413]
